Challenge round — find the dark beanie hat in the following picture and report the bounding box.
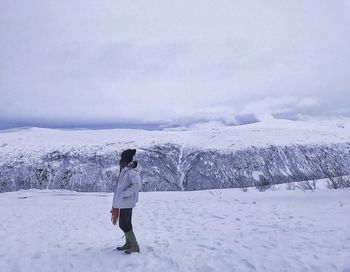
[120,149,136,164]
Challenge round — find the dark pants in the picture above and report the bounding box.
[119,208,133,233]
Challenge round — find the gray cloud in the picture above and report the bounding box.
[1,0,350,129]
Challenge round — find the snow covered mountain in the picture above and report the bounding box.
[0,119,350,192]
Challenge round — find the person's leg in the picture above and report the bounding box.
[125,208,133,232]
[117,209,132,250]
[124,208,140,254]
[119,209,130,233]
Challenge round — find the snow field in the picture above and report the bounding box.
[0,188,349,272]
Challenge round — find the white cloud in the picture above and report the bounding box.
[241,97,321,121]
[165,120,228,131]
[0,0,349,128]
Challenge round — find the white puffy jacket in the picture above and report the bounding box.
[112,161,142,209]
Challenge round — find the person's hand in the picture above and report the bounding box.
[111,208,119,225]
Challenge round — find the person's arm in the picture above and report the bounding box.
[122,171,141,198]
[111,172,121,208]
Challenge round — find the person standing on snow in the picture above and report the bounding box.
[111,149,142,254]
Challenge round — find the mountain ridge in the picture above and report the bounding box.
[1,119,349,192]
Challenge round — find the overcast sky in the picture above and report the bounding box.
[1,0,350,129]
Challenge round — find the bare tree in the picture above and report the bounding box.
[293,180,318,191]
[256,175,272,192]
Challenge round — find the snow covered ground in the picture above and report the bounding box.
[0,187,349,272]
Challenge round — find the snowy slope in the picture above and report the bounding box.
[0,119,350,162]
[1,119,350,192]
[0,188,349,272]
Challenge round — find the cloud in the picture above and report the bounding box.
[0,0,349,129]
[241,97,321,121]
[165,120,228,131]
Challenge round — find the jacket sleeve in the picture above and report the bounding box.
[122,171,141,198]
[112,190,118,208]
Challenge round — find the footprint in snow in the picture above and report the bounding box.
[212,215,226,220]
[198,244,217,251]
[240,259,257,271]
[32,252,42,259]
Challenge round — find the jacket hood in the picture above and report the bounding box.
[127,160,142,173]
